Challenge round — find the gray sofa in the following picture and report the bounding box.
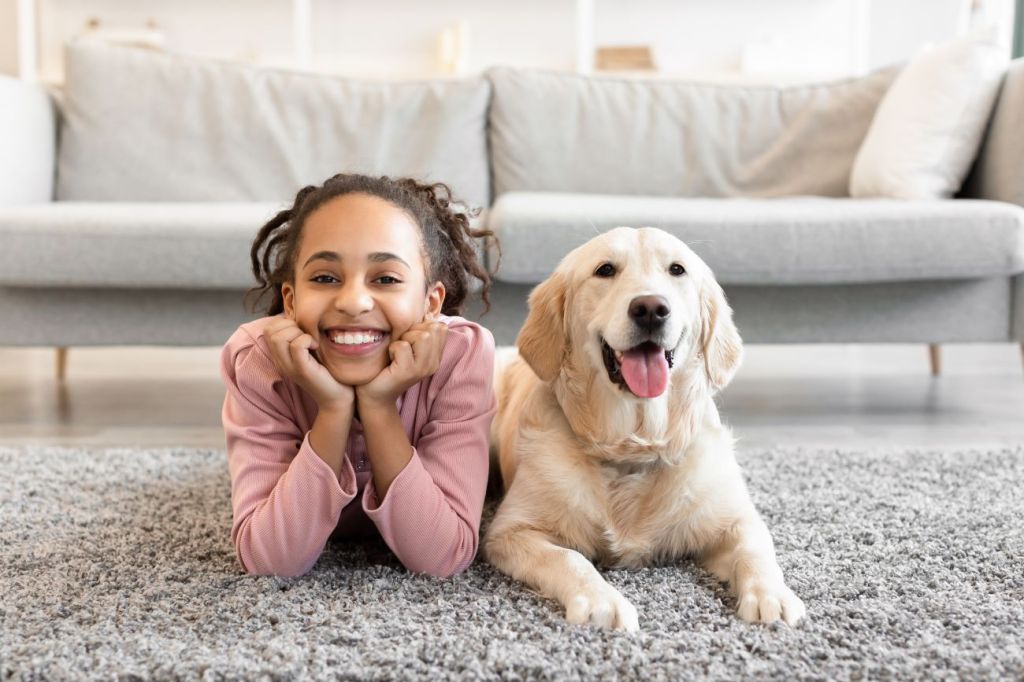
[1,43,1022,372]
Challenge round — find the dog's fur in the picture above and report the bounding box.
[483,227,805,631]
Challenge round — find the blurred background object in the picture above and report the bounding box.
[595,45,655,72]
[2,0,1019,85]
[78,16,165,50]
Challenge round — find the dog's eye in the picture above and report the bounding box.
[594,263,616,278]
[669,263,686,277]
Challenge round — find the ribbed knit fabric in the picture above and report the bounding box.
[220,314,495,579]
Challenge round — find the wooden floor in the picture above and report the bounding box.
[1,344,1022,451]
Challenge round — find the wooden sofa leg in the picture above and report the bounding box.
[928,343,941,377]
[56,347,68,382]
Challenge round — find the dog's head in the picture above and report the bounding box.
[517,227,742,398]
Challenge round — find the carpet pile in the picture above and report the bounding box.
[1,445,1022,680]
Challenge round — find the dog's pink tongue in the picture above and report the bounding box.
[620,345,669,398]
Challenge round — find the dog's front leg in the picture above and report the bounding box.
[699,515,806,626]
[485,528,639,632]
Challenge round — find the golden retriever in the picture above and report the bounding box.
[483,227,805,631]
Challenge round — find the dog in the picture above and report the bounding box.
[483,227,805,632]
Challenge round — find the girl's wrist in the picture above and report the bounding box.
[354,389,398,417]
[318,393,355,417]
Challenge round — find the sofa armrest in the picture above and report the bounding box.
[0,76,57,205]
[962,58,1024,207]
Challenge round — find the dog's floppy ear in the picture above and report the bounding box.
[699,276,743,391]
[516,271,568,382]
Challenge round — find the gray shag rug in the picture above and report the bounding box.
[2,444,1023,681]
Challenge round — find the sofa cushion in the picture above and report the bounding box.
[487,65,899,200]
[0,203,275,289]
[56,43,492,208]
[850,29,1007,200]
[487,192,1024,285]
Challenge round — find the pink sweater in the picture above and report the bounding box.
[220,313,496,579]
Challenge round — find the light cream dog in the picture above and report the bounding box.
[484,227,805,632]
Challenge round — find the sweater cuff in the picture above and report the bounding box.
[299,431,359,500]
[361,446,422,515]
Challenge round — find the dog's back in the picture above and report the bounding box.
[490,345,550,493]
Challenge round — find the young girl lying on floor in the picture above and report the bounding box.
[220,173,496,578]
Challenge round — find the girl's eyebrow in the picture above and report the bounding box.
[304,250,340,268]
[303,251,410,268]
[368,252,411,268]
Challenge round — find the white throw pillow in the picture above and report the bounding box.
[849,28,1008,199]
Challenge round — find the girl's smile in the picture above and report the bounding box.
[320,326,389,357]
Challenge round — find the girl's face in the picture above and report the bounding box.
[281,193,444,386]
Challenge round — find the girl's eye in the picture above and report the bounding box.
[375,275,402,285]
[311,274,338,284]
[669,263,686,277]
[594,263,616,278]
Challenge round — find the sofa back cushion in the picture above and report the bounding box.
[487,66,899,199]
[56,43,492,208]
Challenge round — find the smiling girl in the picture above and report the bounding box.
[220,174,497,578]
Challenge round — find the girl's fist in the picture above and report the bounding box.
[264,316,354,411]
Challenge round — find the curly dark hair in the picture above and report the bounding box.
[246,174,498,317]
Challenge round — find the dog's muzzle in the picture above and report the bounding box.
[601,337,675,398]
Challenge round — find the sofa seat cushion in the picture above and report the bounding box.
[0,202,277,289]
[488,193,1024,285]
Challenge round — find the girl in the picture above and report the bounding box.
[220,174,497,579]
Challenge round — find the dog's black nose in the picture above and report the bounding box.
[628,295,671,332]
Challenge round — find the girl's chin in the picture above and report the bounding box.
[324,360,386,387]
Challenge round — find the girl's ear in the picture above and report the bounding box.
[425,281,446,318]
[282,282,295,319]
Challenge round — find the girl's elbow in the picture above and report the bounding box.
[408,537,478,579]
[235,538,314,578]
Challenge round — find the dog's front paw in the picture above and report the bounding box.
[563,582,639,632]
[737,581,806,626]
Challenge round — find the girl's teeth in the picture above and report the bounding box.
[330,332,381,345]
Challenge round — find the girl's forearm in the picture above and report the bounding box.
[309,403,355,480]
[358,399,413,501]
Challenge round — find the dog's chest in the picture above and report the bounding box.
[591,467,695,567]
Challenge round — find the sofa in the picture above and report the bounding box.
[1,42,1022,373]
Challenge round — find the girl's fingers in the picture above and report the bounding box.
[389,340,415,372]
[267,320,308,355]
[403,330,430,348]
[268,321,303,349]
[408,323,447,374]
[288,334,319,373]
[266,321,314,381]
[267,327,301,375]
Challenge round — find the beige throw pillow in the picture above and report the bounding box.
[850,28,1008,199]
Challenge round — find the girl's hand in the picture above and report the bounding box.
[264,316,355,412]
[356,317,448,410]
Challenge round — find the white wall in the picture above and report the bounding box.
[0,0,1013,82]
[594,0,859,78]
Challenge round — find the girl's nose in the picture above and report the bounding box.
[334,281,374,316]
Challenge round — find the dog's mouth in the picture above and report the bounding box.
[601,338,674,399]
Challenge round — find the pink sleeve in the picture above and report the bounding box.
[360,322,496,578]
[220,328,358,577]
